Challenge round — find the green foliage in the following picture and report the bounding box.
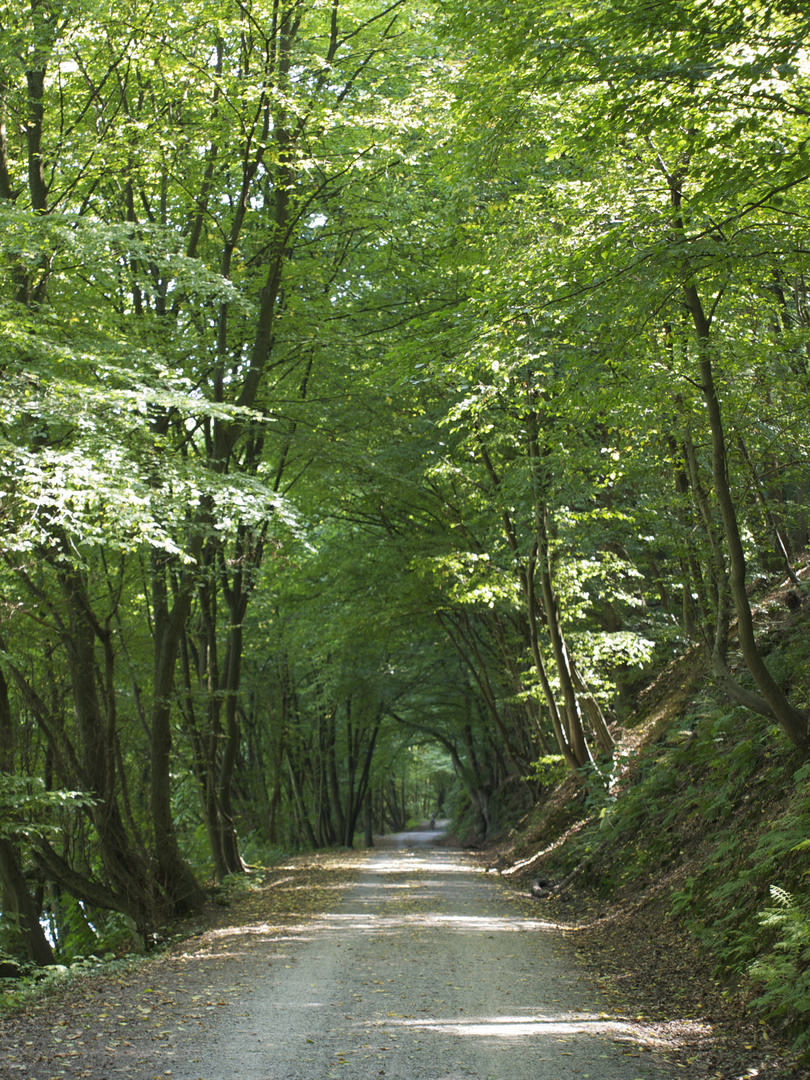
[442,780,479,841]
[48,899,132,964]
[590,683,810,1034]
[0,955,134,1018]
[0,775,96,842]
[524,755,568,788]
[749,886,810,1055]
[1,0,810,984]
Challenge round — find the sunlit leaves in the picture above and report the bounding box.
[0,774,96,843]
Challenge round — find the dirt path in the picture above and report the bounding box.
[3,833,671,1080]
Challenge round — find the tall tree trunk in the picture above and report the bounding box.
[59,571,159,924]
[697,338,810,748]
[151,556,204,912]
[286,750,317,848]
[478,435,589,771]
[674,216,810,747]
[363,790,374,848]
[0,667,55,965]
[0,839,55,966]
[217,580,250,875]
[658,157,810,746]
[342,711,381,846]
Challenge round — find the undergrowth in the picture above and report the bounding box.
[613,704,810,1052]
[515,605,810,1057]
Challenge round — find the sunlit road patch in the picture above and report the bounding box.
[150,842,674,1080]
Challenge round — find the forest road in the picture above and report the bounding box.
[144,831,668,1080]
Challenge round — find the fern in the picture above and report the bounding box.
[749,885,810,1054]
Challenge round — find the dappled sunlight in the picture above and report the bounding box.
[365,857,472,874]
[500,820,590,878]
[391,1011,645,1039]
[261,874,297,886]
[262,881,350,893]
[170,847,720,1075]
[306,910,564,933]
[140,846,725,1080]
[206,922,292,939]
[345,878,491,894]
[383,1011,714,1053]
[272,856,367,872]
[176,920,325,957]
[177,904,569,959]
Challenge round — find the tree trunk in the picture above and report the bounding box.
[342,711,381,846]
[659,161,810,750]
[151,557,204,912]
[363,790,374,848]
[698,344,810,749]
[217,588,248,875]
[478,436,588,772]
[571,663,614,755]
[57,571,159,925]
[536,533,592,768]
[0,839,55,965]
[0,667,55,965]
[286,750,317,848]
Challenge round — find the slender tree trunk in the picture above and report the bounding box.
[736,436,800,583]
[674,234,810,745]
[536,514,592,768]
[437,612,528,773]
[343,713,381,845]
[363,790,374,848]
[59,571,159,923]
[571,663,614,755]
[151,556,204,912]
[217,592,248,874]
[0,668,55,965]
[697,339,810,748]
[657,160,810,748]
[478,435,588,771]
[286,750,317,848]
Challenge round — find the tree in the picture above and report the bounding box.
[436,0,810,751]
[0,0,455,939]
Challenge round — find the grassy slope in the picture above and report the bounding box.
[486,576,810,1079]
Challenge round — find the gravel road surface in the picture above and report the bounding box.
[150,830,665,1080]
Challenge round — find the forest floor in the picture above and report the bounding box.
[0,850,365,1079]
[495,861,809,1080]
[479,782,810,1079]
[1,835,808,1080]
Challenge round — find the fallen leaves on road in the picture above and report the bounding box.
[490,859,810,1080]
[0,849,367,1080]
